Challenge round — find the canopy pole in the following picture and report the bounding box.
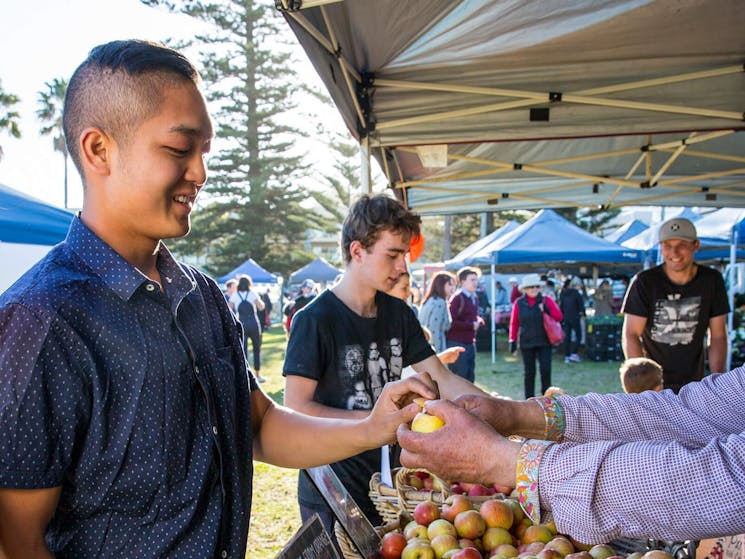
[360,136,371,193]
[491,263,496,364]
[727,227,737,371]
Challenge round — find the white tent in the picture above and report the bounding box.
[281,0,745,213]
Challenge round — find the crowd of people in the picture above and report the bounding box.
[1,38,742,559]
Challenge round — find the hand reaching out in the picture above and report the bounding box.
[437,346,465,365]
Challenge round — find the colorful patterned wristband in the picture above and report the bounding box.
[515,439,552,524]
[530,396,565,441]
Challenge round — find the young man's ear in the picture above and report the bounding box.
[348,240,366,262]
[79,127,113,177]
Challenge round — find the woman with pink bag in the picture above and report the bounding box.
[509,273,563,398]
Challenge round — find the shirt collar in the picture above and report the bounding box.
[65,216,195,302]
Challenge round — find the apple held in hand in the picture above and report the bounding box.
[381,532,408,559]
[412,411,445,433]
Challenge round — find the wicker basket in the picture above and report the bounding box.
[334,520,400,559]
[369,468,509,524]
[369,468,455,523]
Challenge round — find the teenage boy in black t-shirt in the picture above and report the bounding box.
[283,194,486,536]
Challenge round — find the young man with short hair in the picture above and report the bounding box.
[283,194,485,534]
[445,266,485,382]
[0,40,437,558]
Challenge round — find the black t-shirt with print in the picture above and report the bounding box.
[622,264,729,389]
[283,289,434,522]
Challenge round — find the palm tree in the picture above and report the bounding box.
[36,78,69,207]
[0,79,22,162]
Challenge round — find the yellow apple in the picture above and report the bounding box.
[412,411,445,433]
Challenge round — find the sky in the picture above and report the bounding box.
[0,0,347,210]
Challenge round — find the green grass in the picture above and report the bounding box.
[247,328,623,558]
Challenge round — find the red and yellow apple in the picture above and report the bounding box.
[381,532,408,559]
[414,501,441,526]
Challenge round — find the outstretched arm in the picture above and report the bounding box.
[254,372,438,468]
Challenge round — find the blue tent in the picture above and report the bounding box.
[444,220,519,270]
[289,257,342,284]
[0,183,73,245]
[217,258,277,284]
[479,209,642,267]
[605,219,649,245]
[621,208,741,261]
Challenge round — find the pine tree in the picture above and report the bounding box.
[142,0,324,277]
[0,79,21,161]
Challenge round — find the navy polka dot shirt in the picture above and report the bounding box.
[0,217,258,558]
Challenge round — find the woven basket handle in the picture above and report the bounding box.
[395,468,451,512]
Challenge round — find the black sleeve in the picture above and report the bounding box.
[282,311,324,380]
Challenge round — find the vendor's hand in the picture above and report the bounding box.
[455,394,546,439]
[437,346,465,365]
[397,399,521,488]
[364,372,439,446]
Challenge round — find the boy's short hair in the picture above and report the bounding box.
[457,266,481,284]
[341,194,421,264]
[620,357,664,393]
[63,39,200,178]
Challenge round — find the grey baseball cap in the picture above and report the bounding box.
[658,217,697,243]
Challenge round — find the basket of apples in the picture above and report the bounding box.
[370,492,650,559]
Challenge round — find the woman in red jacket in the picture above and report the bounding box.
[509,274,563,398]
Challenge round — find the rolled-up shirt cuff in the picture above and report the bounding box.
[530,396,566,441]
[515,439,553,524]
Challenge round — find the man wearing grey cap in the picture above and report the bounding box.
[621,217,729,392]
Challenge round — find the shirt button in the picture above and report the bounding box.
[221,551,228,558]
[212,426,218,436]
[194,365,200,374]
[145,283,156,292]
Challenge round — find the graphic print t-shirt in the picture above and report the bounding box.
[622,264,729,388]
[283,289,434,520]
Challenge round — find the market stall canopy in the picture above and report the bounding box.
[444,220,518,270]
[0,183,73,245]
[0,183,74,293]
[605,219,649,245]
[217,258,277,284]
[289,257,342,284]
[475,209,642,272]
[621,207,743,260]
[280,0,745,214]
[695,208,745,244]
